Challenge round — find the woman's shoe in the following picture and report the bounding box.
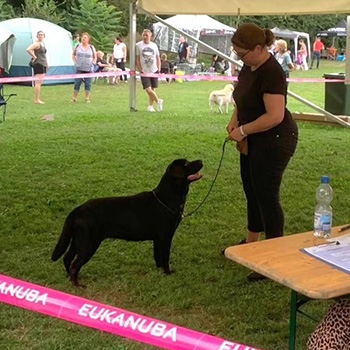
[71,98,77,103]
[85,99,90,103]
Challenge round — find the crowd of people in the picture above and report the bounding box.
[25,27,338,111]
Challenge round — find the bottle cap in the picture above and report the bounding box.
[321,175,330,184]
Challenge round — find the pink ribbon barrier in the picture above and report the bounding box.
[0,71,348,84]
[0,274,260,350]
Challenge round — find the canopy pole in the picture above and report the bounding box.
[288,91,350,127]
[345,15,350,85]
[129,1,137,112]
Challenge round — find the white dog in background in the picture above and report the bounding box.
[209,84,235,114]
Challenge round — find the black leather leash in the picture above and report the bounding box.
[183,137,230,218]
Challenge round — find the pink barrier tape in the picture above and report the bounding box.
[0,71,348,84]
[0,274,260,350]
[0,70,126,84]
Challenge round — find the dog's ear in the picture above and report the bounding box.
[167,159,187,178]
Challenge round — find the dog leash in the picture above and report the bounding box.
[183,137,230,218]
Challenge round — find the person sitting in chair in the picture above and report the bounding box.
[328,46,337,60]
[160,53,174,83]
[96,51,121,85]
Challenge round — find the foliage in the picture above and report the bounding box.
[68,0,123,53]
[0,0,16,20]
[215,14,347,41]
[21,0,66,24]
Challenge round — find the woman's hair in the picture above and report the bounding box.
[81,32,91,44]
[161,53,167,60]
[276,39,288,52]
[115,37,122,42]
[231,23,275,50]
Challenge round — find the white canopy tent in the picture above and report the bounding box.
[129,1,350,126]
[153,15,236,58]
[271,27,311,61]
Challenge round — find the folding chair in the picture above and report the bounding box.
[0,83,17,123]
[92,64,108,84]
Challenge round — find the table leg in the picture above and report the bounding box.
[289,290,298,350]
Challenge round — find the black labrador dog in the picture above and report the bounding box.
[51,159,203,287]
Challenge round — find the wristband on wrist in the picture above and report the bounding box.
[239,125,248,138]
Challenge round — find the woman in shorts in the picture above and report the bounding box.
[27,31,49,104]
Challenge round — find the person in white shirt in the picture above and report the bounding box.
[136,29,163,112]
[113,37,127,82]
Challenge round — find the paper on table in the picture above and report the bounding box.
[301,233,350,274]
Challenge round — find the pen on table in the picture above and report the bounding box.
[338,224,350,232]
[315,240,340,247]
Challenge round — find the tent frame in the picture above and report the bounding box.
[129,2,350,128]
[152,15,236,58]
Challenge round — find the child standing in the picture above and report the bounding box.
[295,53,304,71]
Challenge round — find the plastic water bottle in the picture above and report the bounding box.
[314,176,333,238]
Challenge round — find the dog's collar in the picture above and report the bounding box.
[152,191,178,217]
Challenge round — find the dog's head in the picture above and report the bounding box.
[167,159,203,182]
[223,84,234,93]
[158,159,203,196]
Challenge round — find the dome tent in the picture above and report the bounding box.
[0,17,75,85]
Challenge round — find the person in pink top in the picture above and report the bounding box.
[298,39,308,71]
[310,37,324,69]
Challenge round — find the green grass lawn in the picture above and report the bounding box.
[0,59,349,350]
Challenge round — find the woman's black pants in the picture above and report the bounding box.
[240,130,298,239]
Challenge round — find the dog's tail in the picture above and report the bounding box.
[51,210,76,261]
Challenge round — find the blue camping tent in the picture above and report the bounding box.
[0,17,75,84]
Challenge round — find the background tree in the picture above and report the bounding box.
[68,0,123,53]
[0,0,16,20]
[215,14,347,51]
[21,0,65,24]
[109,0,157,38]
[215,14,346,40]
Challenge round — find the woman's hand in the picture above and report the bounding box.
[228,127,245,142]
[226,107,238,134]
[226,119,237,134]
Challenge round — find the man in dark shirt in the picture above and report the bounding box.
[178,36,190,63]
